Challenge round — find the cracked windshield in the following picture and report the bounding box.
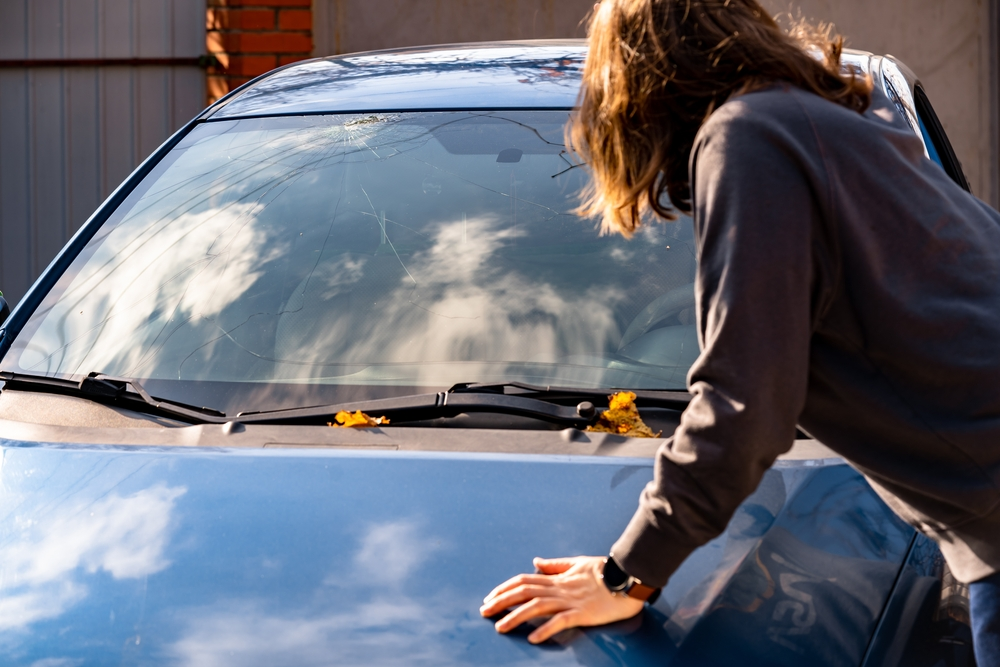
[7,111,698,413]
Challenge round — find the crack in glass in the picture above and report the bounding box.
[6,111,698,413]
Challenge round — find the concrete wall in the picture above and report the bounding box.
[312,0,595,54]
[312,0,999,208]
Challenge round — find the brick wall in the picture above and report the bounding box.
[206,0,313,103]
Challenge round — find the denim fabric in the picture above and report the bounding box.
[971,571,1000,666]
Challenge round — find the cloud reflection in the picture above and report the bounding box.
[272,216,626,386]
[167,600,460,667]
[167,519,476,667]
[29,659,84,667]
[0,484,185,630]
[13,111,693,396]
[18,202,273,378]
[350,520,442,587]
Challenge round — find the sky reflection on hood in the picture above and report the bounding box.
[0,445,913,667]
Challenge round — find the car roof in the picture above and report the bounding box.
[208,40,588,119]
[207,40,877,120]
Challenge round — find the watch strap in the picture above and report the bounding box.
[624,581,661,604]
[603,555,662,604]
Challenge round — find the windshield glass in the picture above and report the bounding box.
[5,111,698,413]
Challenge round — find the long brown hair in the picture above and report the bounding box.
[570,0,872,236]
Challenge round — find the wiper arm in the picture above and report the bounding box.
[234,390,600,428]
[449,381,692,410]
[0,371,227,424]
[235,383,691,427]
[0,372,688,429]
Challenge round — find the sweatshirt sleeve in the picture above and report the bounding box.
[611,94,834,587]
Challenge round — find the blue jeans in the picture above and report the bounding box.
[970,571,1000,665]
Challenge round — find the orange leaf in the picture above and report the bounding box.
[328,410,390,428]
[585,391,661,439]
[609,391,637,411]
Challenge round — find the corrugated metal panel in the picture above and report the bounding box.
[0,0,205,306]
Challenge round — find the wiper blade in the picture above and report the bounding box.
[0,371,227,424]
[0,372,688,429]
[235,390,600,428]
[235,383,690,427]
[448,381,692,410]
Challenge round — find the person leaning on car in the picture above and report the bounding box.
[479,0,1000,661]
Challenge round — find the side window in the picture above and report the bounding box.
[913,86,972,192]
[916,113,944,167]
[881,58,971,192]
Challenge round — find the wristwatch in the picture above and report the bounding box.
[601,556,661,604]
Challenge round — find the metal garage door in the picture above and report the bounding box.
[0,0,206,306]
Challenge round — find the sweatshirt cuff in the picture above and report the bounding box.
[611,502,701,589]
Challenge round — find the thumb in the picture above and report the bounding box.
[533,556,579,574]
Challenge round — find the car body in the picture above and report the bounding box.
[0,40,977,666]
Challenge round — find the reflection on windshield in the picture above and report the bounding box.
[7,111,698,411]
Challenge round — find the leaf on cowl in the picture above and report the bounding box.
[328,410,390,428]
[586,391,661,438]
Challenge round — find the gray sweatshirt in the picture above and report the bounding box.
[612,83,1000,586]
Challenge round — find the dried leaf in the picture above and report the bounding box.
[328,410,390,428]
[609,391,636,412]
[586,391,662,439]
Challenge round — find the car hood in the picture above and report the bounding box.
[0,440,913,666]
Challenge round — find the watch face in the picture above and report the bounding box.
[602,557,630,591]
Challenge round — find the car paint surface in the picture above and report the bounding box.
[0,441,912,666]
[208,42,879,121]
[211,43,586,119]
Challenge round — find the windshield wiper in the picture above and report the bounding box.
[448,381,692,410]
[0,371,228,424]
[0,372,690,429]
[234,390,602,428]
[234,382,691,427]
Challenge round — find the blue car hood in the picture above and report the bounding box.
[0,441,912,666]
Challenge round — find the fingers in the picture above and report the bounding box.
[533,556,580,574]
[483,574,554,605]
[481,555,641,645]
[528,610,581,644]
[481,583,558,616]
[483,557,580,607]
[495,598,567,634]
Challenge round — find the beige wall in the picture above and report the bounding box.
[313,0,999,207]
[313,0,595,54]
